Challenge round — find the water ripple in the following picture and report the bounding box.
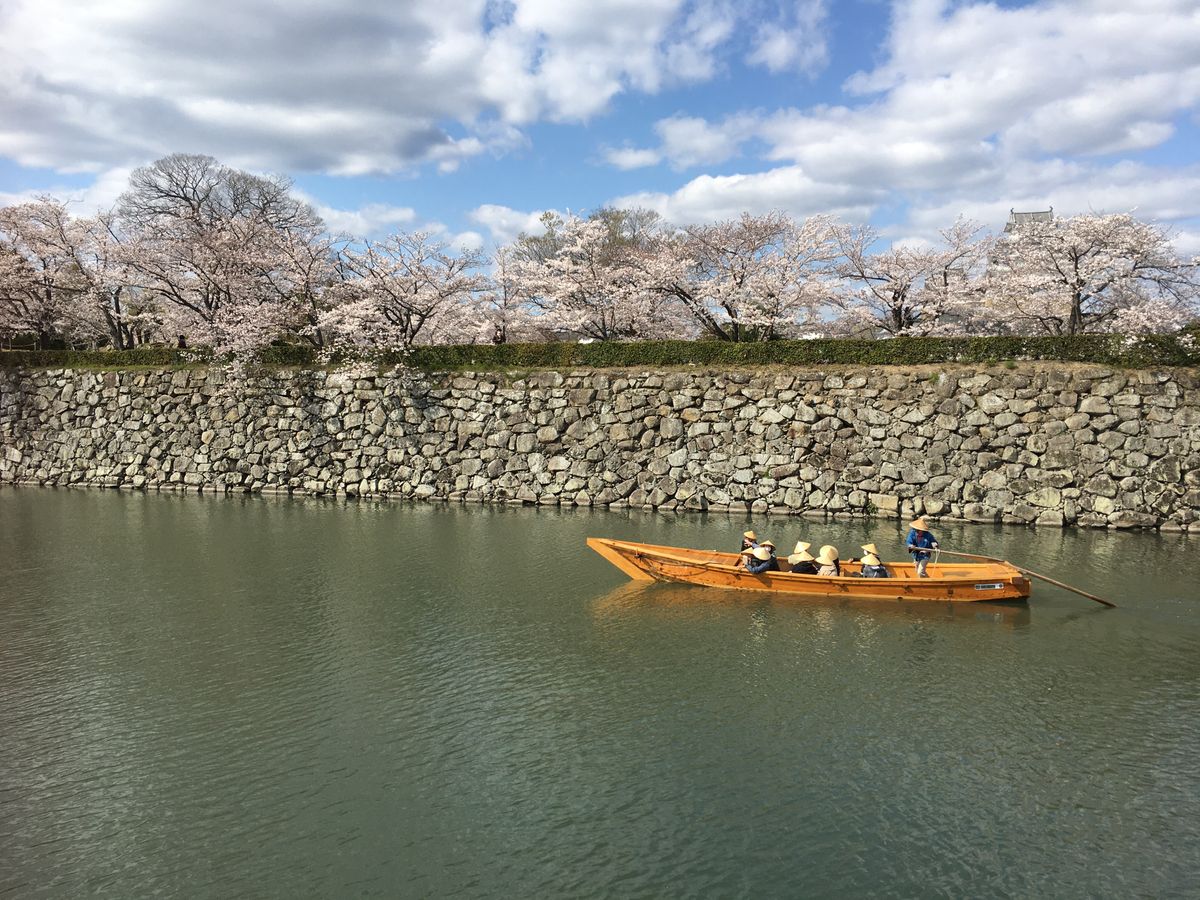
[0,491,1197,898]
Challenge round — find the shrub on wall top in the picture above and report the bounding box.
[1,333,1197,371]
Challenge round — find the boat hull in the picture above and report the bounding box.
[587,538,1032,603]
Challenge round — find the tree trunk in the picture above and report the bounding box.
[1068,289,1084,335]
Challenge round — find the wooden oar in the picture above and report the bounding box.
[927,547,1117,608]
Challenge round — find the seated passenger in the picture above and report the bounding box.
[734,530,758,568]
[788,541,818,575]
[815,545,840,577]
[741,545,779,575]
[859,545,889,578]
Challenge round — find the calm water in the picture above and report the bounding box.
[1,489,1198,899]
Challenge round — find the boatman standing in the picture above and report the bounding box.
[906,517,939,578]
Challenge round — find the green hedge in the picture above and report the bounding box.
[0,346,192,368]
[2,332,1197,371]
[400,334,1200,369]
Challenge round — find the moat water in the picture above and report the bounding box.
[1,490,1197,898]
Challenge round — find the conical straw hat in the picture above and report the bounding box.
[749,546,773,561]
[909,517,929,531]
[743,530,757,541]
[788,549,815,564]
[815,545,839,565]
[861,543,879,555]
[792,541,812,555]
[862,553,881,566]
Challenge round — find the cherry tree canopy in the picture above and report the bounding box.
[322,232,485,352]
[2,154,1197,356]
[516,213,687,342]
[985,213,1199,336]
[117,154,326,355]
[832,219,991,337]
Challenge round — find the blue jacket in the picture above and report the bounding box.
[746,555,778,574]
[906,529,937,560]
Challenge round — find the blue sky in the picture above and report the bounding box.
[1,0,1198,254]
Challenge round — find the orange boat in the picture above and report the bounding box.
[587,538,1032,603]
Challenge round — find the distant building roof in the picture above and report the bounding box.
[1004,208,1054,233]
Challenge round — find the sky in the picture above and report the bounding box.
[1,0,1199,255]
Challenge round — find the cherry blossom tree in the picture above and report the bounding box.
[512,211,569,264]
[321,232,485,352]
[0,199,96,348]
[475,245,538,344]
[117,154,324,355]
[650,211,838,341]
[260,223,344,349]
[71,212,168,349]
[515,214,686,341]
[984,213,1199,335]
[832,218,991,336]
[9,162,1197,358]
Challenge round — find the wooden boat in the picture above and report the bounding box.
[587,538,1032,603]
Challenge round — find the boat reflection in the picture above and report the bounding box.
[590,580,1031,627]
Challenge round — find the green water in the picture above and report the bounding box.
[1,489,1198,898]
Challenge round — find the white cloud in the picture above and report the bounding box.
[603,147,663,170]
[654,114,753,169]
[614,165,881,225]
[749,0,1200,196]
[451,230,486,252]
[745,0,828,75]
[904,162,1200,237]
[846,0,1200,159]
[0,0,812,177]
[1171,229,1200,261]
[468,203,554,245]
[0,165,134,213]
[610,0,1200,239]
[310,201,418,238]
[662,1,738,81]
[604,112,758,171]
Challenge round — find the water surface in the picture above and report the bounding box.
[1,489,1198,898]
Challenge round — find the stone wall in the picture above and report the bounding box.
[2,364,1198,530]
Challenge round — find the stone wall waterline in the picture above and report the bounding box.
[2,365,1198,531]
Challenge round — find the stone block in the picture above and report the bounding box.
[977,393,1007,414]
[870,492,899,515]
[962,503,999,522]
[660,418,684,439]
[1078,396,1111,414]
